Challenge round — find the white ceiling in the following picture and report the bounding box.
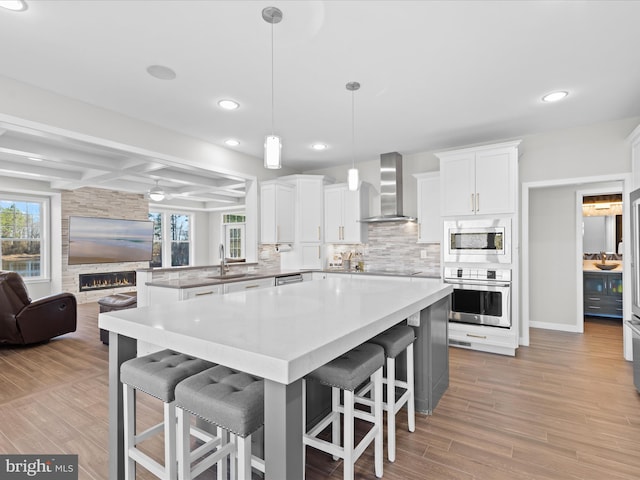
[1,0,640,206]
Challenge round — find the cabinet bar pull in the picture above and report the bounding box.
[318,226,321,241]
[471,193,475,212]
[466,333,487,339]
[588,297,601,301]
[588,306,601,309]
[195,291,214,296]
[476,193,479,211]
[318,246,321,259]
[244,285,260,289]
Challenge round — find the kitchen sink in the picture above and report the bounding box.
[208,273,254,280]
[595,263,620,270]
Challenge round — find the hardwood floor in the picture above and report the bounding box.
[1,305,639,479]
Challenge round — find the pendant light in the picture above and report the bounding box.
[262,6,283,169]
[149,180,165,202]
[346,81,360,191]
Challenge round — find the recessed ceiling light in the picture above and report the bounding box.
[218,99,240,110]
[225,139,240,147]
[311,143,327,151]
[27,156,43,162]
[542,91,568,103]
[0,1,28,11]
[146,65,177,80]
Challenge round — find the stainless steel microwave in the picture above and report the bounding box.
[443,218,511,264]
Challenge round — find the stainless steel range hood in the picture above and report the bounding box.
[360,152,416,223]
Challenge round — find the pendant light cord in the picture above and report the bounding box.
[351,89,355,169]
[271,20,275,136]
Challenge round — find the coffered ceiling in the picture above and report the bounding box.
[1,1,640,207]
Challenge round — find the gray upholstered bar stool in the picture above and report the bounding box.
[120,349,215,480]
[303,342,385,480]
[174,364,265,480]
[366,324,416,462]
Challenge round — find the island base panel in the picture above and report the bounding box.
[264,379,304,480]
[108,332,137,480]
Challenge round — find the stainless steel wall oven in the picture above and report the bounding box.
[444,267,511,328]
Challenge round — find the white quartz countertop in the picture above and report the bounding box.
[100,276,452,385]
[583,259,623,273]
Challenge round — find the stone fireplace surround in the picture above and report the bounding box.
[61,187,149,304]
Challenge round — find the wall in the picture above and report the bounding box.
[61,187,149,303]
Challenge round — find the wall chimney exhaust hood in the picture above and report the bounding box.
[360,152,416,223]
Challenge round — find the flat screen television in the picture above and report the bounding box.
[68,216,153,265]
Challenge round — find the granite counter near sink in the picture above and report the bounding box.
[583,259,623,273]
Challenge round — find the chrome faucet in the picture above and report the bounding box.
[219,243,226,276]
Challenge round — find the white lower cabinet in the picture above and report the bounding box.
[224,277,275,293]
[448,322,518,356]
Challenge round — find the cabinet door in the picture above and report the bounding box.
[440,153,476,216]
[300,244,323,269]
[182,284,223,300]
[342,188,363,242]
[224,277,274,293]
[298,178,323,242]
[260,183,295,243]
[474,148,516,215]
[276,184,295,243]
[416,173,440,243]
[324,187,344,242]
[584,273,606,295]
[260,183,277,243]
[608,273,623,298]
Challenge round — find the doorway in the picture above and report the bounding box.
[580,189,623,326]
[521,173,632,360]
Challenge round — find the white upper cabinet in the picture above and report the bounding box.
[260,181,295,243]
[436,141,520,217]
[324,183,369,244]
[297,177,324,243]
[414,172,440,243]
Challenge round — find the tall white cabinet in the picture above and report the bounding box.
[278,175,330,270]
[437,140,521,356]
[437,141,519,217]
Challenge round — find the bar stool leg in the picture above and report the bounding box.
[386,355,397,462]
[164,402,177,480]
[123,384,136,480]
[373,367,384,478]
[331,387,340,461]
[343,389,355,480]
[177,407,189,480]
[217,427,228,480]
[236,435,252,480]
[407,343,416,433]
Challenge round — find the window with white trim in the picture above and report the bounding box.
[0,196,47,279]
[148,211,192,267]
[222,213,245,260]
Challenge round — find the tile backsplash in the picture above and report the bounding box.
[327,222,441,276]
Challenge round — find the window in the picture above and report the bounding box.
[223,213,245,260]
[170,214,190,266]
[0,197,46,278]
[149,212,162,268]
[149,211,192,268]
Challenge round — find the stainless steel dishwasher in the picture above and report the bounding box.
[275,273,303,286]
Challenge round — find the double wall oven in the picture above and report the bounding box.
[443,218,513,329]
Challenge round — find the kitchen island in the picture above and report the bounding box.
[99,275,452,480]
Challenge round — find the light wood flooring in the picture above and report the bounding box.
[1,304,639,479]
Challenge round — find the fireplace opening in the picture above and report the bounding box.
[79,271,136,292]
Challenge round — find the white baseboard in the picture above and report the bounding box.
[529,321,582,333]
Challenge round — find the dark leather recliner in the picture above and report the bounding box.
[0,270,77,345]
